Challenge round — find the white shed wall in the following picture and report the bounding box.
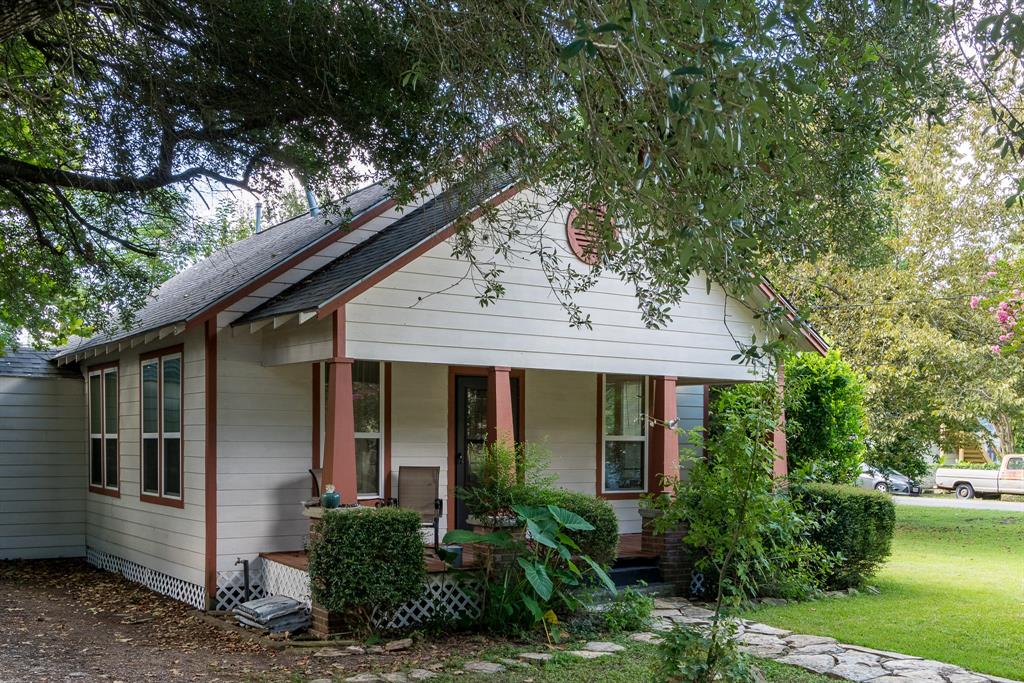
[0,375,87,559]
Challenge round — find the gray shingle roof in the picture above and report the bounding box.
[235,171,517,324]
[0,349,80,378]
[55,181,391,359]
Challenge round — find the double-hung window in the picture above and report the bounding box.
[322,360,384,498]
[602,374,647,493]
[141,348,183,504]
[88,364,119,494]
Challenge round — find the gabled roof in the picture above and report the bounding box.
[235,169,518,324]
[54,181,391,360]
[0,349,80,378]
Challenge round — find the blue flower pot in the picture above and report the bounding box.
[321,490,341,509]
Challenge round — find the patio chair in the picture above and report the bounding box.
[304,467,323,507]
[380,466,444,549]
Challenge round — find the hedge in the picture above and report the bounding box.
[792,483,896,589]
[517,487,620,565]
[308,507,426,631]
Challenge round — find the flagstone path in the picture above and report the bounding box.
[338,598,1020,683]
[636,597,1021,683]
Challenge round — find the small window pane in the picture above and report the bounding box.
[1008,458,1024,471]
[142,361,159,433]
[105,438,118,487]
[605,441,645,491]
[605,376,644,436]
[142,438,159,494]
[163,438,181,497]
[355,438,380,497]
[104,371,118,434]
[89,374,101,434]
[90,438,103,486]
[162,356,181,434]
[352,361,380,433]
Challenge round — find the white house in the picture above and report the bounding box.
[0,175,826,611]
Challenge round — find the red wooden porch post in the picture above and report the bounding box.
[486,366,515,446]
[773,362,788,478]
[650,376,679,493]
[323,311,358,503]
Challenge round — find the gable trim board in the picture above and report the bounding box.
[204,321,218,604]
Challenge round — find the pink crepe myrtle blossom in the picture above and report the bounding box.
[970,295,980,309]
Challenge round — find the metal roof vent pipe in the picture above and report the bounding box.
[254,201,263,233]
[305,188,320,216]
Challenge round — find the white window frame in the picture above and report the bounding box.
[601,374,648,494]
[321,360,385,499]
[88,365,119,492]
[140,350,183,502]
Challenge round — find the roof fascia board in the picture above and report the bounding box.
[183,196,399,332]
[314,183,522,321]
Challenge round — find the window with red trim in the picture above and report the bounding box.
[141,349,183,503]
[88,365,119,493]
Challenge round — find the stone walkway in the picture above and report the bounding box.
[331,598,1020,683]
[643,597,1021,683]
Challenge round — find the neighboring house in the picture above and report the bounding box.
[1,177,826,610]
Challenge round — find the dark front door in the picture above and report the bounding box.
[454,374,521,529]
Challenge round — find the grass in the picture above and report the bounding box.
[425,640,834,683]
[748,505,1024,681]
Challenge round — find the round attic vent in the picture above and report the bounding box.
[565,207,607,265]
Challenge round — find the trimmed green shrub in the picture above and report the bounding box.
[517,486,620,565]
[784,351,868,484]
[792,483,895,589]
[308,507,426,632]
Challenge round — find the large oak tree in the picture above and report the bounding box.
[1,0,953,350]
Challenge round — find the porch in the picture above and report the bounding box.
[259,532,657,576]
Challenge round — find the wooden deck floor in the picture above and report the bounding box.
[262,533,656,574]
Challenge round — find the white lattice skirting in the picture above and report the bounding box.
[261,558,484,630]
[86,547,206,610]
[374,572,483,630]
[263,559,310,605]
[215,567,266,612]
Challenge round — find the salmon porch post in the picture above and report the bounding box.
[322,311,358,503]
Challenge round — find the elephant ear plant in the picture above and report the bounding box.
[443,504,616,642]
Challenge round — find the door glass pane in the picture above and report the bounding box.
[142,361,159,433]
[142,438,159,493]
[605,441,645,491]
[464,386,487,441]
[163,438,181,496]
[352,361,380,433]
[104,371,118,434]
[355,438,380,497]
[162,356,181,433]
[90,438,102,486]
[89,374,101,434]
[105,438,118,487]
[605,376,644,436]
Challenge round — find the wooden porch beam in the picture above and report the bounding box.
[773,362,788,478]
[486,366,515,447]
[650,376,679,494]
[322,310,358,504]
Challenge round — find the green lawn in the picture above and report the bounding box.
[749,506,1024,681]
[426,641,833,683]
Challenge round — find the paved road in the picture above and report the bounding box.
[892,495,1024,512]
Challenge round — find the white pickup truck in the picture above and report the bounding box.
[935,455,1024,499]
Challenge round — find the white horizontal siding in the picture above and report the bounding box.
[0,375,87,559]
[82,326,207,588]
[215,329,312,571]
[345,189,766,381]
[389,362,450,533]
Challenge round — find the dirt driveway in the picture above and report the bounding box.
[0,560,487,683]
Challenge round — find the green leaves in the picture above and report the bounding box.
[518,557,554,600]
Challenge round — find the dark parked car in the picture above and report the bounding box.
[857,463,922,496]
